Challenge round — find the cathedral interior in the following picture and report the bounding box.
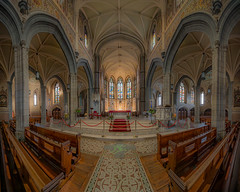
[0,0,240,192]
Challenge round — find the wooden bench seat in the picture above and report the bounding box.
[2,123,64,192]
[25,127,73,176]
[30,124,81,161]
[168,128,216,175]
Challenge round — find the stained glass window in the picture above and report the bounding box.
[191,87,194,104]
[34,93,37,106]
[200,91,204,105]
[126,78,131,99]
[55,83,60,104]
[109,78,114,99]
[180,82,184,103]
[84,26,88,48]
[158,93,162,106]
[117,78,123,99]
[152,26,156,48]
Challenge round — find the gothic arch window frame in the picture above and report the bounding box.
[54,82,60,104]
[152,24,156,49]
[84,25,88,48]
[179,81,185,103]
[109,77,114,99]
[126,77,132,99]
[117,77,124,100]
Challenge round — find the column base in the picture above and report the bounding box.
[15,130,25,141]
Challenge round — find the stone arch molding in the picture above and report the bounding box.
[164,12,216,74]
[0,0,22,46]
[23,13,77,74]
[219,1,240,47]
[77,58,94,89]
[146,57,163,88]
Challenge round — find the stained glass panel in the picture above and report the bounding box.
[34,93,37,106]
[200,91,204,105]
[158,93,162,106]
[55,83,60,104]
[126,78,131,99]
[117,78,123,99]
[180,82,184,103]
[109,78,114,99]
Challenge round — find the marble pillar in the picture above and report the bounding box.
[70,73,78,124]
[140,55,145,114]
[194,86,200,124]
[163,72,171,106]
[228,81,233,124]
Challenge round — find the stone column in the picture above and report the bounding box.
[41,85,46,125]
[194,86,200,124]
[93,54,100,112]
[70,73,78,124]
[140,55,145,114]
[163,72,171,106]
[14,41,29,140]
[145,86,151,111]
[212,42,227,139]
[228,81,233,124]
[7,81,12,121]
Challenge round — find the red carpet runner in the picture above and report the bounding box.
[109,119,131,132]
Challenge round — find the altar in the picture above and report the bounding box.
[109,110,131,119]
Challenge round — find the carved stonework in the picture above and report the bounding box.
[0,88,7,107]
[156,106,172,121]
[234,87,240,107]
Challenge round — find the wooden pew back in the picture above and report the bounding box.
[25,127,72,176]
[157,125,210,161]
[2,122,64,192]
[168,128,216,172]
[168,123,239,192]
[30,124,81,160]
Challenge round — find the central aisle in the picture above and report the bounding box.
[85,143,153,192]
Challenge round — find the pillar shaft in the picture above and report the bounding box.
[15,43,29,139]
[41,85,46,125]
[140,55,145,114]
[7,81,12,121]
[163,72,171,106]
[228,81,233,123]
[70,73,78,124]
[211,42,227,139]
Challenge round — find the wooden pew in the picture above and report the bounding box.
[2,123,64,192]
[30,124,81,161]
[168,127,216,174]
[168,123,239,192]
[29,116,41,124]
[25,127,73,176]
[157,125,210,165]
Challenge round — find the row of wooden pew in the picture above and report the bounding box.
[168,122,240,192]
[1,121,82,192]
[157,125,212,166]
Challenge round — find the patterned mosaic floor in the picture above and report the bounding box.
[85,143,153,192]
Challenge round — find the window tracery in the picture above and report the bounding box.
[55,83,60,104]
[180,82,184,103]
[117,78,123,99]
[109,78,114,99]
[126,78,131,99]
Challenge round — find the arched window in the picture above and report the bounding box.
[109,78,114,99]
[179,82,185,103]
[191,87,194,104]
[158,93,162,106]
[126,78,131,99]
[152,26,156,48]
[117,78,123,99]
[200,91,204,105]
[84,26,88,48]
[55,83,60,104]
[34,92,37,106]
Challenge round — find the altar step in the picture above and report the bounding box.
[109,119,131,132]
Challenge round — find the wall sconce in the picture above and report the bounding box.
[67,84,70,90]
[201,72,206,80]
[29,90,31,95]
[170,84,174,90]
[18,0,29,15]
